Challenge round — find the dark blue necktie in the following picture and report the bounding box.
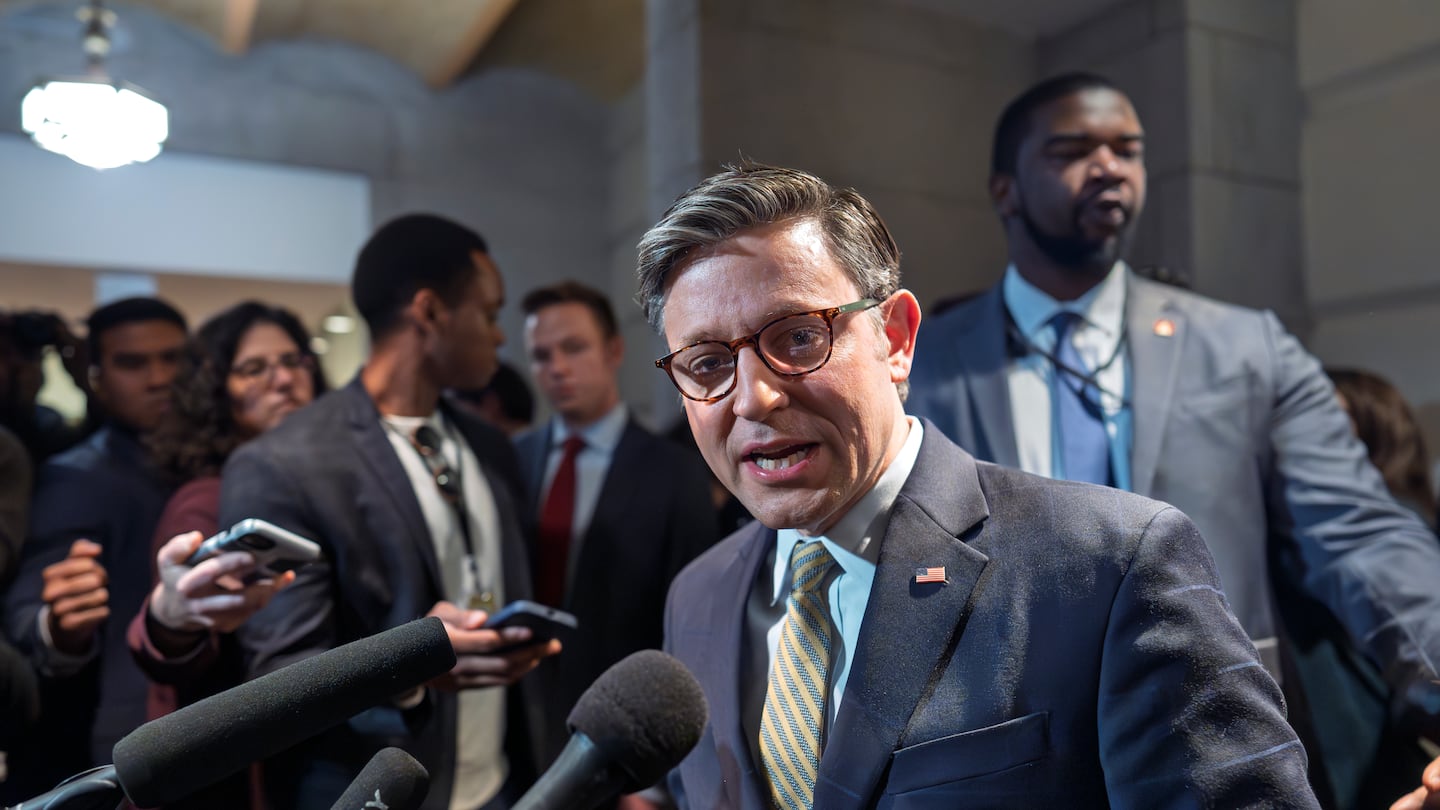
[1049,311,1111,486]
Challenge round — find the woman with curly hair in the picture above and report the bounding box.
[126,301,326,808]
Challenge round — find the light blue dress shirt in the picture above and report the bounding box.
[1002,263,1134,491]
[741,417,925,746]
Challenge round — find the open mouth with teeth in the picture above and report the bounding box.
[748,444,814,471]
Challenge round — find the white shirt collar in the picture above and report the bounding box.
[1002,261,1128,344]
[771,417,925,604]
[551,402,628,453]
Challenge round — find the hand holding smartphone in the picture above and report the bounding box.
[185,518,322,578]
[482,600,578,653]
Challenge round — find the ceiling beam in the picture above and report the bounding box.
[426,0,520,88]
[221,0,259,54]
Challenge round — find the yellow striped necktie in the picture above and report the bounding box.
[760,540,838,810]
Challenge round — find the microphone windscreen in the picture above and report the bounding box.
[328,747,429,810]
[566,649,707,788]
[113,617,455,808]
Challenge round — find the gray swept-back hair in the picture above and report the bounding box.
[636,162,901,334]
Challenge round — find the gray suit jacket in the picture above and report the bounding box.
[222,378,538,810]
[666,425,1317,808]
[906,272,1440,757]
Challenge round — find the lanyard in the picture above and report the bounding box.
[392,417,498,611]
[1004,313,1131,409]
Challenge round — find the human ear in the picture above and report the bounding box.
[882,290,921,385]
[990,173,1018,219]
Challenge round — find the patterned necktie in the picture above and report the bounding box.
[760,540,838,810]
[535,435,585,607]
[1049,311,1111,485]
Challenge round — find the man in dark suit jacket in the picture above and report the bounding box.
[905,73,1440,808]
[632,163,1316,808]
[1,297,186,801]
[512,281,719,775]
[223,215,558,810]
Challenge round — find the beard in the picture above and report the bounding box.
[1018,197,1137,276]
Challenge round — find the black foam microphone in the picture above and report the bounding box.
[329,747,430,810]
[513,649,708,810]
[112,616,455,808]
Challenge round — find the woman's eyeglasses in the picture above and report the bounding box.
[230,352,315,383]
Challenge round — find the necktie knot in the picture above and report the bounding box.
[788,540,835,599]
[1047,310,1084,344]
[561,435,586,458]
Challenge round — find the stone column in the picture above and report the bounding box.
[1040,0,1306,331]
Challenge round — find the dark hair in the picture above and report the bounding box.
[451,362,535,425]
[86,297,187,364]
[991,72,1123,178]
[636,162,900,334]
[148,302,327,482]
[1327,367,1436,526]
[521,281,619,339]
[636,162,905,398]
[352,214,490,339]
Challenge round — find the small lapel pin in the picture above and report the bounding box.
[915,566,947,584]
[1153,318,1176,338]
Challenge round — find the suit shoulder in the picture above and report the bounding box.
[918,288,999,336]
[448,405,511,449]
[33,429,146,495]
[38,429,107,475]
[513,427,544,454]
[972,461,1185,547]
[267,388,354,437]
[625,423,708,470]
[1140,278,1274,327]
[228,390,353,468]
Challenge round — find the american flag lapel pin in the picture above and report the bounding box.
[915,566,947,585]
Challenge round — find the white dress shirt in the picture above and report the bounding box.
[383,412,506,810]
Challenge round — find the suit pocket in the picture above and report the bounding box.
[885,711,1050,794]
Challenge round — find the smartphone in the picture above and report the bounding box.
[482,600,578,652]
[185,518,322,577]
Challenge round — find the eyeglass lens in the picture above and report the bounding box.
[671,312,834,400]
[232,352,311,380]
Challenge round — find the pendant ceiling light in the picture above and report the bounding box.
[20,0,169,170]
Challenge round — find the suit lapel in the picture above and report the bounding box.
[567,419,647,604]
[342,379,444,596]
[960,287,1020,468]
[1125,273,1187,496]
[814,430,992,810]
[702,523,774,810]
[522,427,552,516]
[446,402,535,601]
